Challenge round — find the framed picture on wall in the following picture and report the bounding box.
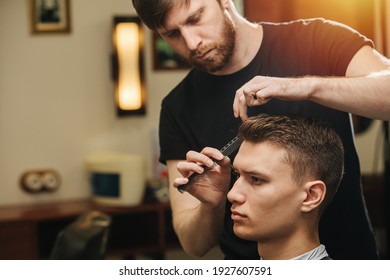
[30,0,71,34]
[153,33,191,70]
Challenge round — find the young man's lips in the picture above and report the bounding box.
[231,210,247,220]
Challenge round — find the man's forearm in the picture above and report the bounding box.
[172,200,226,257]
[310,71,390,120]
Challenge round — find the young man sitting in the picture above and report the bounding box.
[227,114,344,260]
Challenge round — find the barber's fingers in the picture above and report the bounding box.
[176,160,205,177]
[200,147,225,162]
[233,86,249,120]
[186,149,217,167]
[175,148,222,176]
[173,153,230,192]
[233,77,271,120]
[173,176,189,189]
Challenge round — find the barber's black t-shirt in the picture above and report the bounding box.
[159,18,378,259]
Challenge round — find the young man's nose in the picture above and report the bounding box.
[227,182,245,204]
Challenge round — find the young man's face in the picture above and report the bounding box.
[156,0,236,73]
[227,141,306,242]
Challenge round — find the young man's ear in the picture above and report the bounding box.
[301,181,326,213]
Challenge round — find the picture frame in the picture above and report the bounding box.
[30,0,71,34]
[152,33,191,70]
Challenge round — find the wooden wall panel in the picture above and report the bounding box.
[244,0,374,40]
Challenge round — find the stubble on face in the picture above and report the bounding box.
[186,14,236,73]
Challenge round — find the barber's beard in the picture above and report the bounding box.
[186,16,236,73]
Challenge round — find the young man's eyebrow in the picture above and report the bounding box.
[232,164,269,178]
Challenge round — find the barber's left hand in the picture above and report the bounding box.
[174,147,232,207]
[233,76,312,120]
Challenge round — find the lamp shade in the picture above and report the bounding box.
[112,16,146,116]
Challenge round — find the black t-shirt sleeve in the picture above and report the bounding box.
[260,18,374,77]
[159,96,189,164]
[310,18,373,75]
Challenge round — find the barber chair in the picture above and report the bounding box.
[50,210,111,260]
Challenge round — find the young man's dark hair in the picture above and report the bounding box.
[238,114,344,215]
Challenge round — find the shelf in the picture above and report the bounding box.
[0,199,179,259]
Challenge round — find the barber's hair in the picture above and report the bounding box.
[238,114,344,213]
[132,0,221,31]
[132,0,191,31]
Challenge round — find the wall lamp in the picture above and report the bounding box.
[112,16,146,116]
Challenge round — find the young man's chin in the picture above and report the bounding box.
[233,227,258,242]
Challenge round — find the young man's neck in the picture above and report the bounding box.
[257,231,320,260]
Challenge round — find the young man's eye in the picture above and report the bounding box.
[251,176,264,185]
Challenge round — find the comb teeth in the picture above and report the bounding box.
[178,135,242,193]
[220,136,243,157]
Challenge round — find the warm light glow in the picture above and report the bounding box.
[114,22,142,110]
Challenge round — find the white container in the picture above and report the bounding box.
[86,153,146,207]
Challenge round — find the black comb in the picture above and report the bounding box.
[178,136,243,193]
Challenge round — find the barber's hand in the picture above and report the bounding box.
[173,147,232,207]
[233,76,312,120]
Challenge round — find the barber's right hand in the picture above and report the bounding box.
[173,147,232,207]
